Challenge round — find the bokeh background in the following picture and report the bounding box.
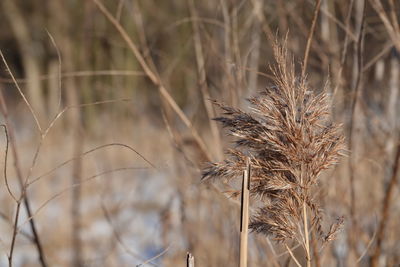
[0,0,399,266]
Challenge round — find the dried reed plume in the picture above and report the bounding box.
[202,43,345,263]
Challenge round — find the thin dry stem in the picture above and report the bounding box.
[0,70,146,83]
[0,50,42,133]
[302,0,322,77]
[347,2,365,256]
[285,244,301,267]
[0,78,48,267]
[188,0,223,160]
[239,160,251,267]
[303,202,311,267]
[20,167,150,228]
[29,142,156,186]
[45,30,63,112]
[101,202,157,266]
[0,125,17,201]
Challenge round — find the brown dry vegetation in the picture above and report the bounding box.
[0,0,399,266]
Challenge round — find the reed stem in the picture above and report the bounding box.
[239,160,251,267]
[303,202,311,267]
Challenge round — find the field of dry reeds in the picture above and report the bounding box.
[0,0,399,266]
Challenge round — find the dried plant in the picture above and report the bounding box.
[202,43,345,264]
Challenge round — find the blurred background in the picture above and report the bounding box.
[0,0,399,266]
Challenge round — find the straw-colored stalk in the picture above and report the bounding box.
[239,160,251,267]
[187,252,195,267]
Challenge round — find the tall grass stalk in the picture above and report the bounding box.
[239,160,250,267]
[203,42,345,265]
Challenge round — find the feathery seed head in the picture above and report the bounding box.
[202,43,345,244]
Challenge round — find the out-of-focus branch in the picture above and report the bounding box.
[92,0,213,162]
